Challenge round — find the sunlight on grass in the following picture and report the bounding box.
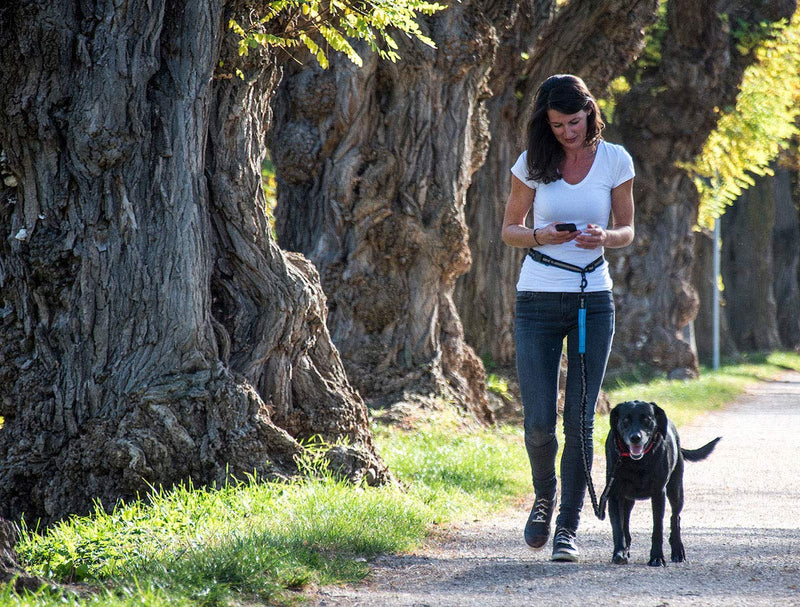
[14,417,528,606]
[605,351,800,429]
[374,418,529,521]
[16,474,430,606]
[6,351,799,606]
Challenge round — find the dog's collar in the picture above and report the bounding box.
[616,432,661,458]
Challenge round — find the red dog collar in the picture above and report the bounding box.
[617,432,661,458]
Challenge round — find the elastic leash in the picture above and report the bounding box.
[527,249,608,520]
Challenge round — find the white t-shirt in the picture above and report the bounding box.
[510,140,634,293]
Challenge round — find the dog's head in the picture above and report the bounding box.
[610,400,668,460]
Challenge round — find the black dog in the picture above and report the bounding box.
[604,400,721,566]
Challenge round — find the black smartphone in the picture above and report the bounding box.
[555,223,577,232]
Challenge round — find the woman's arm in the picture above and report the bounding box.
[501,175,537,248]
[501,175,578,248]
[575,178,634,250]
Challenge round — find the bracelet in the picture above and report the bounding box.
[533,228,543,246]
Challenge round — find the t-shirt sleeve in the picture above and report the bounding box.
[510,151,537,190]
[613,145,635,187]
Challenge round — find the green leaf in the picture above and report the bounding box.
[686,11,800,228]
[229,0,445,67]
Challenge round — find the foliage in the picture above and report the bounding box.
[597,1,665,123]
[230,0,445,70]
[596,76,630,125]
[262,154,277,238]
[627,0,669,85]
[486,372,513,402]
[682,11,800,228]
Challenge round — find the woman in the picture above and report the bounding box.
[501,74,635,562]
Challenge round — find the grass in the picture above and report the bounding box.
[603,350,800,430]
[9,416,529,606]
[4,351,799,606]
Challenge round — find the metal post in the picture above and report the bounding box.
[712,216,721,370]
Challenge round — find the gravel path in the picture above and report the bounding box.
[310,372,800,607]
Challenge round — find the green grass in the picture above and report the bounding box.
[373,415,530,520]
[4,351,799,606]
[9,417,529,606]
[603,350,800,429]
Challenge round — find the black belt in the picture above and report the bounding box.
[527,249,605,277]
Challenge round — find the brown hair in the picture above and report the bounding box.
[525,74,605,184]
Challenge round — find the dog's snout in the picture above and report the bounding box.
[630,433,642,444]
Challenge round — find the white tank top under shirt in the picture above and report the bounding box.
[510,139,635,293]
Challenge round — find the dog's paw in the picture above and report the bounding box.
[670,542,686,563]
[612,551,629,565]
[648,555,667,567]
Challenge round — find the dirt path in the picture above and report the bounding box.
[310,372,800,607]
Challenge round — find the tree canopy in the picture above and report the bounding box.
[685,10,800,227]
[230,0,444,69]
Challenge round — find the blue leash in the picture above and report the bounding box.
[527,249,607,519]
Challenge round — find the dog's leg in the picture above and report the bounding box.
[610,496,632,564]
[648,490,667,567]
[667,459,686,562]
[622,498,634,552]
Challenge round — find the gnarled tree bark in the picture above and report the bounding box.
[271,0,522,419]
[608,0,796,376]
[0,0,385,526]
[455,0,660,366]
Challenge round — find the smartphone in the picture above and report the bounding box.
[555,223,577,232]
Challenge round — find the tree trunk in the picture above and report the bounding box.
[721,173,783,351]
[772,164,800,348]
[455,0,660,366]
[609,0,796,377]
[271,0,522,419]
[0,0,385,526]
[453,0,554,367]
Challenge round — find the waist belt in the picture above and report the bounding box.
[527,249,605,277]
[526,249,605,353]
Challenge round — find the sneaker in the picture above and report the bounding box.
[551,526,580,562]
[524,495,556,550]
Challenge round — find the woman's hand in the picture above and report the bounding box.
[535,223,580,246]
[574,223,606,249]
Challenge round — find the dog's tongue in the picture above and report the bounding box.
[630,443,645,459]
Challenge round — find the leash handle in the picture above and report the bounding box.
[578,275,587,354]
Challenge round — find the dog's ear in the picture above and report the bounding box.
[651,402,668,436]
[610,404,620,437]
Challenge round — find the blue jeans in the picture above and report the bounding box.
[514,290,615,532]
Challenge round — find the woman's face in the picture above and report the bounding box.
[546,108,588,151]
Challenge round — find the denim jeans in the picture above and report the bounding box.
[514,290,615,532]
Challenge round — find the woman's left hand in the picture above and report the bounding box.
[574,223,606,249]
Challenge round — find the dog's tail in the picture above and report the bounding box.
[681,436,722,462]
